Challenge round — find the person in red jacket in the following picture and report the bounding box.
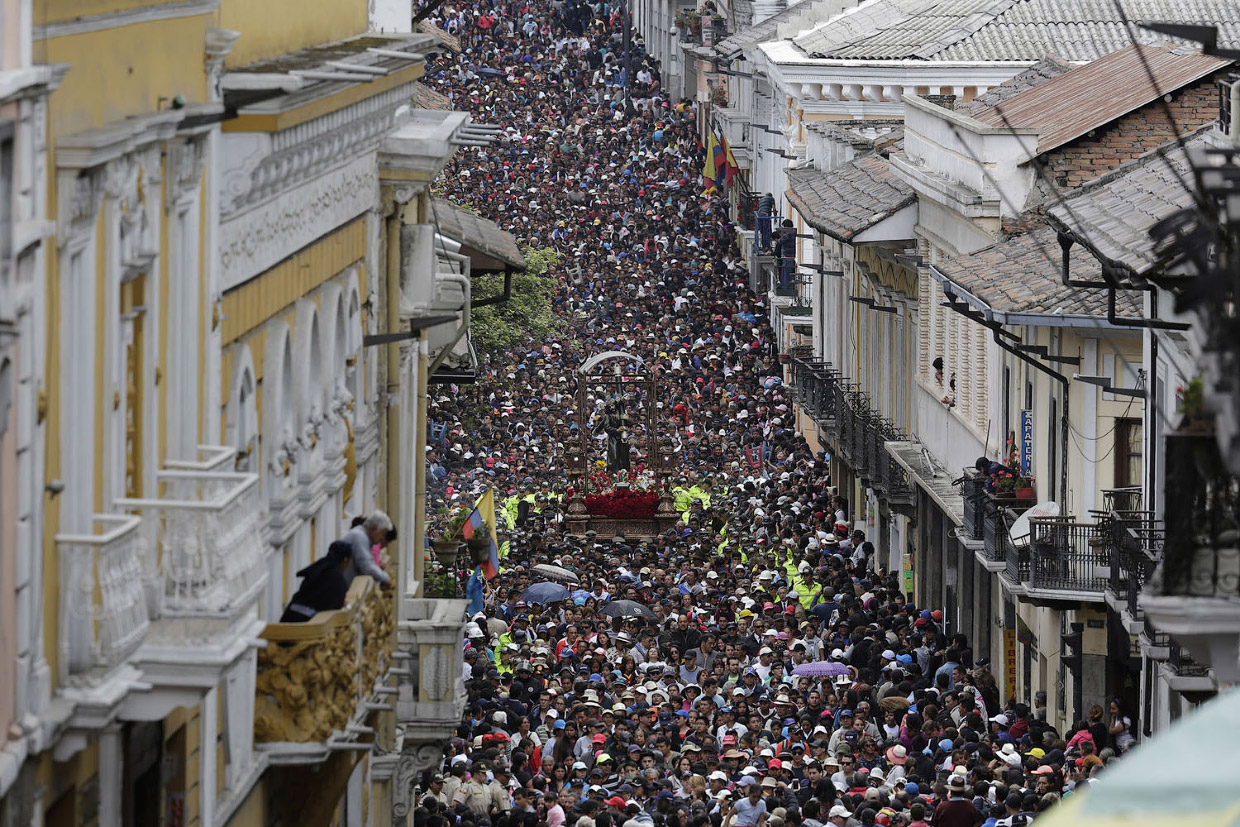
[933,775,982,827]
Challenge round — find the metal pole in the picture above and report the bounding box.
[621,0,632,114]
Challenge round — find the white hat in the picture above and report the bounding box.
[881,649,896,660]
[829,806,853,819]
[710,771,729,782]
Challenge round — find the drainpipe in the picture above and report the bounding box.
[385,208,403,526]
[414,334,429,593]
[989,321,1069,506]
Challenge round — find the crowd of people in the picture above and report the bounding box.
[408,2,1125,827]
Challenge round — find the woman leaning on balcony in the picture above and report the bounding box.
[279,540,352,622]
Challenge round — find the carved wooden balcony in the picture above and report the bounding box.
[254,576,396,746]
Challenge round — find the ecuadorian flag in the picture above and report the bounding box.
[463,488,501,579]
[703,131,720,193]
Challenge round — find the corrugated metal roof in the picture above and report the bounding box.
[785,154,915,241]
[1047,132,1207,278]
[793,0,1240,62]
[970,44,1230,154]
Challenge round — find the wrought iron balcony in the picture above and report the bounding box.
[1168,638,1213,678]
[960,468,986,541]
[1101,486,1144,513]
[877,420,915,508]
[56,514,150,685]
[1105,510,1163,622]
[1155,432,1240,601]
[255,576,396,748]
[1027,517,1109,597]
[791,359,839,426]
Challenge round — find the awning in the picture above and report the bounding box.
[430,198,526,271]
[884,441,964,526]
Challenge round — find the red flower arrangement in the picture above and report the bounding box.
[584,489,660,518]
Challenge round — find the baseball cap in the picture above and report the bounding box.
[829,806,853,819]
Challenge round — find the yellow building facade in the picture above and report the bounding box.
[2,0,486,824]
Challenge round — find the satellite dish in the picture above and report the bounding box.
[1008,501,1060,548]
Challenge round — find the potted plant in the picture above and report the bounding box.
[432,504,471,568]
[1176,376,1211,432]
[424,566,462,598]
[990,471,1016,498]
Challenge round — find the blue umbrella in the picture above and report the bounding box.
[522,581,570,604]
[792,661,851,677]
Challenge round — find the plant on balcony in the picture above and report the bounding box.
[1175,375,1211,432]
[675,9,702,36]
[425,566,463,598]
[712,85,729,108]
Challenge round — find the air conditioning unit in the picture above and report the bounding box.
[399,224,467,316]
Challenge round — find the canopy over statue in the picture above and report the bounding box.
[567,351,678,537]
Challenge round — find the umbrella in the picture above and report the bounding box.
[532,563,580,585]
[522,581,570,604]
[599,599,658,621]
[1030,689,1240,827]
[477,67,505,78]
[792,661,852,677]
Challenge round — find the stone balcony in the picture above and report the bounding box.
[389,596,468,821]
[54,514,152,735]
[254,576,396,761]
[112,446,270,719]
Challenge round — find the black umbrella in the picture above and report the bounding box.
[522,581,570,604]
[599,599,657,621]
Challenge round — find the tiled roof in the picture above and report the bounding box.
[958,56,1072,116]
[969,44,1230,154]
[413,82,454,111]
[785,154,915,242]
[1047,132,1206,280]
[717,0,815,54]
[933,221,1142,316]
[793,0,1240,62]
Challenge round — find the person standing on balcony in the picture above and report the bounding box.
[757,193,775,252]
[279,540,351,622]
[343,510,394,588]
[975,457,1019,492]
[775,223,796,291]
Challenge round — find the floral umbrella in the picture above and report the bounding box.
[791,661,852,677]
[532,563,581,585]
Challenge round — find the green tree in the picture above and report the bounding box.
[470,245,563,356]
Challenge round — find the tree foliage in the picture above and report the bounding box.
[470,245,563,357]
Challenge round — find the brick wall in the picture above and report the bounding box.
[1040,73,1222,190]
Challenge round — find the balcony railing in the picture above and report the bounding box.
[1106,510,1163,619]
[878,421,915,507]
[1028,517,1109,594]
[117,462,268,617]
[960,468,986,541]
[791,358,839,425]
[254,576,395,744]
[1168,638,1213,678]
[1101,486,1144,514]
[56,514,150,683]
[1157,432,1240,601]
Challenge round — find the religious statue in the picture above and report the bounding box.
[598,396,633,471]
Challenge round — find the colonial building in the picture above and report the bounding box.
[786,43,1235,735]
[0,0,493,823]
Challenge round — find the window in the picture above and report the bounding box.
[1115,418,1143,489]
[0,127,14,297]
